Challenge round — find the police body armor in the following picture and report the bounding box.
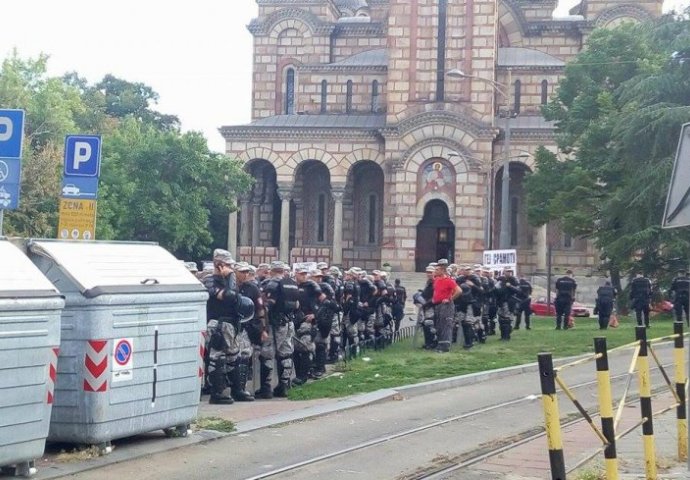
[672,276,690,301]
[264,276,299,325]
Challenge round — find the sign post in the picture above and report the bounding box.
[0,109,25,236]
[58,135,101,240]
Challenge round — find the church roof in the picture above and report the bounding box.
[331,48,387,67]
[497,47,565,68]
[248,114,386,129]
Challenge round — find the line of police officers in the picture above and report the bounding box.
[594,269,690,330]
[199,249,408,405]
[412,259,534,352]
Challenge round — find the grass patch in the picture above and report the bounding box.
[288,313,676,400]
[192,416,236,433]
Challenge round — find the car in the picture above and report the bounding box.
[62,184,80,196]
[530,297,590,317]
[651,300,673,313]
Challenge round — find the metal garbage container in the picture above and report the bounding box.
[27,240,207,449]
[0,239,63,477]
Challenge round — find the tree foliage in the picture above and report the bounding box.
[0,52,251,259]
[526,16,690,284]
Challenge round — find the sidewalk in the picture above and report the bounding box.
[466,392,688,479]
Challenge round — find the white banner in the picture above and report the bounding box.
[482,249,518,273]
[292,261,317,273]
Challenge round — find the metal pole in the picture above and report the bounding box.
[0,209,3,237]
[499,69,512,250]
[547,243,553,313]
[673,322,687,462]
[594,337,619,480]
[538,352,566,480]
[635,325,657,479]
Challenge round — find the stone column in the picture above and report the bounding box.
[227,210,238,259]
[239,198,251,247]
[536,224,547,272]
[251,202,261,247]
[278,188,292,262]
[331,188,345,266]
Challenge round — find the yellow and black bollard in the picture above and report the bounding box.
[636,326,657,479]
[594,337,618,479]
[539,352,566,480]
[673,322,687,462]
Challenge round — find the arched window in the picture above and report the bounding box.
[346,80,353,114]
[513,80,521,114]
[510,196,519,246]
[371,80,380,113]
[320,80,328,113]
[541,80,548,105]
[563,233,573,249]
[317,193,326,242]
[285,68,295,115]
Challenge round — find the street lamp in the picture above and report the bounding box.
[447,68,516,249]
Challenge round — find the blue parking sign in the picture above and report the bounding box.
[0,109,25,159]
[64,135,101,177]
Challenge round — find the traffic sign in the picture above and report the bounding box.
[57,198,97,240]
[0,184,19,210]
[64,135,101,177]
[0,158,21,210]
[61,176,99,199]
[662,123,690,229]
[114,339,132,366]
[0,109,25,159]
[112,338,133,383]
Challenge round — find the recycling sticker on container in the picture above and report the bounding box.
[112,338,133,383]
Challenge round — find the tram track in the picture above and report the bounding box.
[243,363,674,480]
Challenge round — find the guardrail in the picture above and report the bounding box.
[539,321,688,480]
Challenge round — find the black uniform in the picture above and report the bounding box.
[420,278,437,349]
[629,275,652,327]
[496,274,520,340]
[595,283,616,330]
[454,275,474,347]
[392,281,407,333]
[515,279,533,330]
[670,273,690,326]
[555,275,577,329]
[294,279,322,384]
[482,276,497,335]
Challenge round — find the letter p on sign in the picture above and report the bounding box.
[0,109,25,158]
[64,135,101,177]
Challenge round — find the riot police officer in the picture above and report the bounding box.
[515,276,533,330]
[555,270,577,330]
[262,261,299,397]
[420,265,438,349]
[454,266,475,349]
[342,268,362,356]
[327,267,344,363]
[496,268,520,340]
[670,270,690,326]
[630,273,652,328]
[204,249,255,404]
[310,269,340,378]
[357,272,377,344]
[595,281,616,330]
[481,268,497,335]
[294,267,321,385]
[392,278,407,333]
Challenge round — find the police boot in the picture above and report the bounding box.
[525,316,531,330]
[255,363,273,399]
[452,323,459,343]
[462,323,474,349]
[273,381,289,398]
[230,362,254,402]
[489,320,497,336]
[293,352,310,386]
[208,367,233,405]
[312,345,327,379]
[514,315,521,330]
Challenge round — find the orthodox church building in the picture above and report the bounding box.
[221,0,662,272]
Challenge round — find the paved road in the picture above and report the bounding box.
[60,342,679,480]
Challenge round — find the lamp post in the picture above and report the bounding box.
[447,68,515,249]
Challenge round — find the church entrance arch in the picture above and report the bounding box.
[415,199,455,271]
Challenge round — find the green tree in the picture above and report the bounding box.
[526,16,690,286]
[98,119,252,260]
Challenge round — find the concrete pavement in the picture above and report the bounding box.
[17,339,688,480]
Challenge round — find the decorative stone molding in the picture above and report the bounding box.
[594,4,654,27]
[277,187,293,202]
[332,22,386,37]
[400,138,483,173]
[341,148,385,173]
[248,8,334,37]
[416,192,456,219]
[285,148,339,172]
[392,111,496,141]
[331,187,346,202]
[236,147,284,168]
[220,125,382,141]
[300,64,387,73]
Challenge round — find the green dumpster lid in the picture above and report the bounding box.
[28,240,204,296]
[0,240,61,298]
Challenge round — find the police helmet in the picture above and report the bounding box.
[237,295,255,323]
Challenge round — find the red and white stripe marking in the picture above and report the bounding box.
[47,347,59,404]
[199,331,206,378]
[83,339,108,392]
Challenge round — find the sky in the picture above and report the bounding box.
[0,1,688,153]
